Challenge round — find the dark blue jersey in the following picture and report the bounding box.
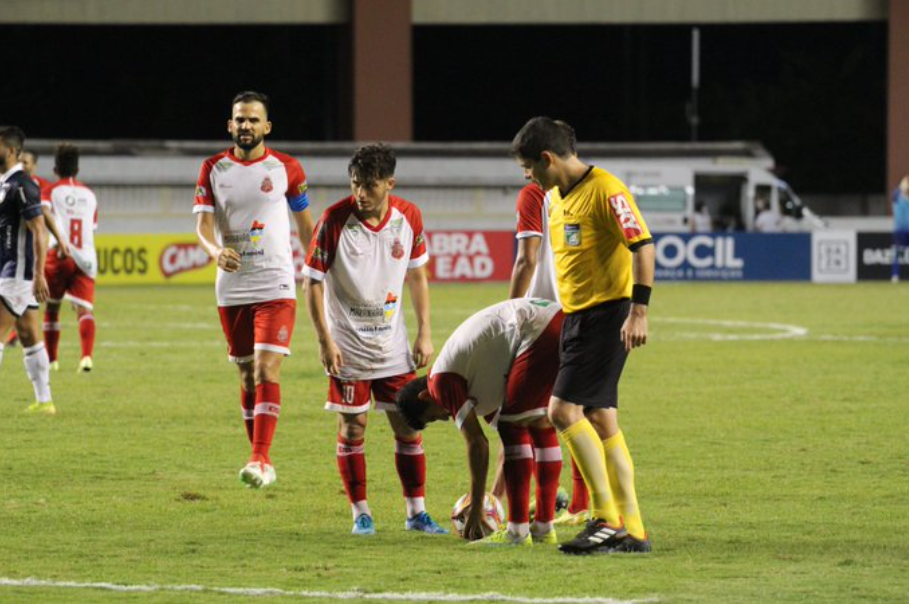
[0,166,43,281]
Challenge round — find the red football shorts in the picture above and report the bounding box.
[499,310,564,424]
[45,249,95,310]
[325,372,417,414]
[217,299,296,363]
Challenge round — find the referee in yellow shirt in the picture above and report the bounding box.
[512,117,655,555]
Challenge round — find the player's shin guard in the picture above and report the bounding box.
[560,419,621,527]
[251,382,280,463]
[530,426,562,523]
[240,387,255,443]
[498,423,533,525]
[78,313,95,358]
[569,458,589,514]
[394,434,426,517]
[337,436,368,515]
[23,342,52,403]
[604,430,646,540]
[43,310,61,363]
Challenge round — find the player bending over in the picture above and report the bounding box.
[303,143,445,536]
[397,298,566,547]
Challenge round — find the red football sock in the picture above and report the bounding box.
[240,386,255,443]
[569,457,590,514]
[530,425,563,523]
[43,310,60,362]
[337,436,367,503]
[498,422,533,524]
[78,313,95,358]
[394,434,426,498]
[251,382,280,464]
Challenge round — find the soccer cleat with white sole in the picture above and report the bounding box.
[405,511,449,534]
[531,527,558,545]
[470,528,532,547]
[559,518,627,555]
[49,361,59,371]
[238,461,276,488]
[553,508,589,526]
[352,514,376,535]
[77,356,93,373]
[24,401,56,416]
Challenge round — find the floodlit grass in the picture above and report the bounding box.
[3,282,909,603]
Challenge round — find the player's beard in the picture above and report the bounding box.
[233,131,263,151]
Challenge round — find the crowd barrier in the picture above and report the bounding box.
[93,231,900,285]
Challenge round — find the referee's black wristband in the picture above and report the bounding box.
[631,284,652,306]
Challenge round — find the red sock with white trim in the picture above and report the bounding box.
[337,435,368,516]
[251,382,280,464]
[78,313,95,358]
[394,434,426,517]
[530,425,563,523]
[498,422,533,525]
[568,457,589,514]
[44,309,61,362]
[240,386,255,443]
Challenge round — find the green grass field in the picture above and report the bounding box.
[3,282,909,603]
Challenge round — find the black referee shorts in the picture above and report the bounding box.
[552,299,630,409]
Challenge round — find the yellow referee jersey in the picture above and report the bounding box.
[548,166,652,313]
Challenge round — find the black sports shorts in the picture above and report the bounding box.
[552,298,630,408]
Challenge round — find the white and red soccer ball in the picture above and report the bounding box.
[450,493,505,538]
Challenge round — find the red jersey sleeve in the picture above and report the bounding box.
[392,196,428,268]
[428,372,475,429]
[303,205,347,280]
[193,158,216,214]
[275,152,310,211]
[515,184,545,239]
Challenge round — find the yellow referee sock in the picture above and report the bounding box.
[604,430,646,540]
[560,419,621,527]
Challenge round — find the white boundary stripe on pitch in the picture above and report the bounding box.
[0,577,657,604]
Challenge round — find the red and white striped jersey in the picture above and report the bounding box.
[44,178,99,278]
[193,147,309,307]
[429,298,562,428]
[515,184,559,302]
[303,195,428,380]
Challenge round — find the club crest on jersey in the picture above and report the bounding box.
[391,237,405,259]
[261,176,274,193]
[383,292,398,322]
[249,221,266,247]
[277,325,289,343]
[565,224,582,246]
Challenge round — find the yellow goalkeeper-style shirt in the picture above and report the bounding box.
[548,166,652,314]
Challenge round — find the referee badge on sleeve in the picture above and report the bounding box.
[565,224,582,246]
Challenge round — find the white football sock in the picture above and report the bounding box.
[0,342,4,367]
[405,496,425,518]
[351,500,371,520]
[23,342,52,403]
[507,521,530,539]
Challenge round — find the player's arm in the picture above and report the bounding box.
[621,242,655,352]
[459,410,490,541]
[292,208,315,251]
[25,214,49,302]
[303,276,343,375]
[195,211,240,272]
[40,206,69,259]
[507,236,541,298]
[406,264,433,368]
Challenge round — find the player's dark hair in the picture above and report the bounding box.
[0,126,26,154]
[232,90,270,115]
[55,143,80,178]
[511,117,577,161]
[348,143,396,182]
[396,376,430,431]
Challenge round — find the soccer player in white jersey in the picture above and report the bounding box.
[396,298,565,546]
[194,91,315,489]
[0,126,54,414]
[303,144,445,536]
[43,144,99,373]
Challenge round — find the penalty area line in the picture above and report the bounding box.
[0,577,658,604]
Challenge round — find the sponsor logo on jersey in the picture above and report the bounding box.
[195,185,207,198]
[414,233,425,247]
[261,176,274,193]
[249,221,266,248]
[159,242,213,278]
[391,237,405,259]
[608,193,644,240]
[565,224,582,246]
[383,292,398,322]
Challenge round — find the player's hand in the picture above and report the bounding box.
[56,240,70,260]
[33,274,49,303]
[620,309,648,352]
[412,332,434,368]
[319,339,344,376]
[217,247,242,272]
[463,508,486,541]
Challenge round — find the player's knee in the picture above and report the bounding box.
[547,398,579,431]
[338,413,366,440]
[253,358,281,384]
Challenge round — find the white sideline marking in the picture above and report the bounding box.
[654,317,807,341]
[0,577,656,604]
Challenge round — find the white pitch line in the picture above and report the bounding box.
[653,317,808,341]
[0,577,657,604]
